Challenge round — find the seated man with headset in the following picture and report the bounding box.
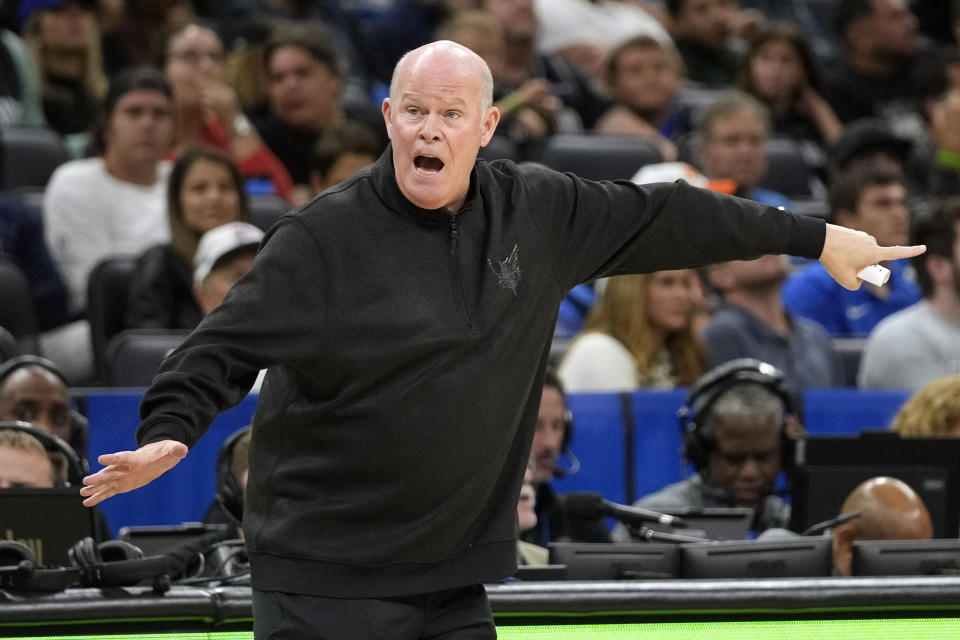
[614,358,796,540]
[521,370,610,546]
[0,355,90,464]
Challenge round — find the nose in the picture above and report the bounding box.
[419,113,442,141]
[738,457,762,482]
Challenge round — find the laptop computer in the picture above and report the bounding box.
[0,487,97,567]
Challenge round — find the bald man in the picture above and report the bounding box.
[832,476,933,577]
[83,41,925,638]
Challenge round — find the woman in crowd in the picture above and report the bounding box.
[558,270,707,392]
[126,147,249,330]
[739,22,843,148]
[890,375,960,437]
[160,21,293,201]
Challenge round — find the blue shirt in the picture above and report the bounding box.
[782,259,920,336]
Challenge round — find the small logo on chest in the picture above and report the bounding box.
[488,244,521,296]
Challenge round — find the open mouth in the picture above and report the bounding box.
[414,156,444,174]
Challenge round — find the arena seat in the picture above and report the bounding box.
[0,126,70,191]
[86,256,138,383]
[0,256,40,354]
[105,329,190,387]
[533,134,662,181]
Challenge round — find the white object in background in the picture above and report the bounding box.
[857,264,890,287]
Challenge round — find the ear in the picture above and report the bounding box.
[831,523,856,577]
[479,106,501,147]
[381,98,393,139]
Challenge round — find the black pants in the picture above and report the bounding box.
[252,584,497,639]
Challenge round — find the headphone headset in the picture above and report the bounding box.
[0,355,90,462]
[0,540,80,592]
[0,420,88,485]
[677,358,796,474]
[215,425,251,526]
[68,536,170,593]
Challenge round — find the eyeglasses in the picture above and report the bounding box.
[168,49,224,65]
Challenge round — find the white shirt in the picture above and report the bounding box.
[534,0,672,54]
[558,332,639,393]
[44,158,171,313]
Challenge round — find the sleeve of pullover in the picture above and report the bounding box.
[136,216,327,448]
[515,165,825,291]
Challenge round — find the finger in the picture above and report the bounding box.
[82,484,115,507]
[98,451,134,466]
[875,244,926,261]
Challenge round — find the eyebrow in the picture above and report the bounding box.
[399,93,468,110]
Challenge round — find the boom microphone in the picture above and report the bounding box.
[565,491,690,528]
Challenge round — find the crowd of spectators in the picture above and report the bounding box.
[2,0,960,563]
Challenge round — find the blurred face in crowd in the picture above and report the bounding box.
[0,367,72,442]
[180,158,242,234]
[446,25,506,80]
[838,182,909,248]
[721,254,790,292]
[483,0,538,42]
[383,42,499,212]
[195,249,256,315]
[0,444,55,489]
[644,269,699,335]
[749,38,806,105]
[36,1,96,54]
[164,24,225,106]
[268,45,342,131]
[704,414,782,508]
[701,106,769,191]
[866,0,918,60]
[517,459,537,531]
[311,151,378,195]
[532,384,566,485]
[103,89,174,167]
[607,43,680,118]
[674,0,735,50]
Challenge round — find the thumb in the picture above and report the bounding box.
[162,441,189,459]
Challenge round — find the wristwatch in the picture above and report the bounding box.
[232,114,253,137]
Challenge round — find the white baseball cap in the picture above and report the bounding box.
[193,222,265,288]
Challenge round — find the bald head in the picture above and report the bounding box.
[391,41,494,111]
[832,476,933,576]
[840,476,933,541]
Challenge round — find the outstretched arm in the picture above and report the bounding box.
[820,223,925,290]
[80,440,188,507]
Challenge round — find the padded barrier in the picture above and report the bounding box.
[83,389,911,535]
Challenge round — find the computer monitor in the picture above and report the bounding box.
[680,537,833,579]
[789,431,960,539]
[641,507,754,541]
[0,487,97,566]
[852,539,960,576]
[548,542,679,580]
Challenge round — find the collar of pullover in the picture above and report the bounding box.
[371,144,478,226]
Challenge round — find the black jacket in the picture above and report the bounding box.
[136,147,824,598]
[126,244,203,331]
